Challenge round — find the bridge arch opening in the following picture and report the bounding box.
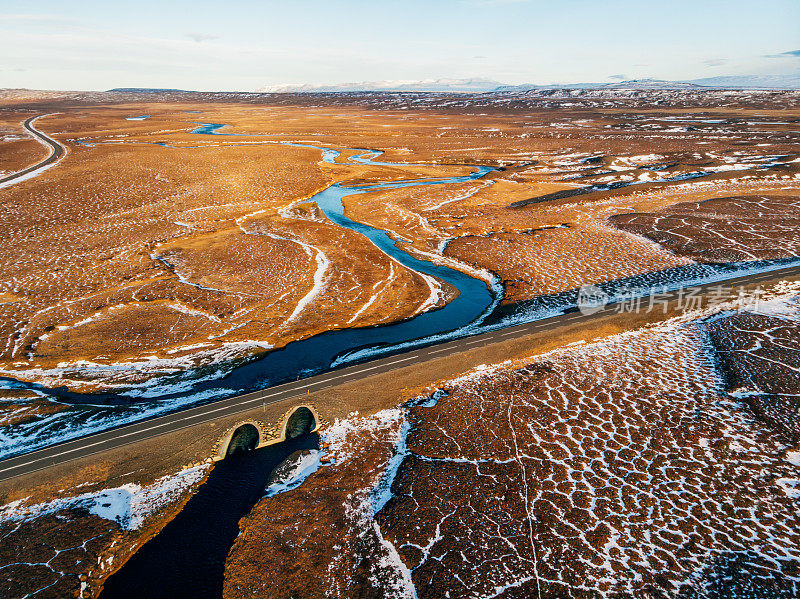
[224,423,260,457]
[284,406,317,439]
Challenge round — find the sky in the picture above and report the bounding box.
[1,0,799,91]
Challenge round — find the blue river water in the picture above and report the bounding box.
[159,125,500,393]
[0,124,501,457]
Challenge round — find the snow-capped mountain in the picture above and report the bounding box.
[681,74,800,89]
[497,75,799,92]
[258,78,504,93]
[261,74,799,94]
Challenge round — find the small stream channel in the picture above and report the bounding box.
[57,131,499,598]
[99,433,320,599]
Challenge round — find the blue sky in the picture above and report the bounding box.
[1,0,798,90]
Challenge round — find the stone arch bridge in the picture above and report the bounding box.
[215,404,321,459]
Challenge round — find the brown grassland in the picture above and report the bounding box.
[225,299,800,598]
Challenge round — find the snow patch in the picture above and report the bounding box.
[0,465,209,530]
[327,408,417,598]
[286,243,330,323]
[264,450,323,497]
[776,478,800,499]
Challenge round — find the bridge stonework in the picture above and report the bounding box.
[212,404,324,460]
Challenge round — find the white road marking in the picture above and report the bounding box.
[427,347,450,355]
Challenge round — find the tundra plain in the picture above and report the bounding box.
[0,88,799,598]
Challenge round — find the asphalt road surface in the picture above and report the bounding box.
[0,115,65,186]
[1,261,798,482]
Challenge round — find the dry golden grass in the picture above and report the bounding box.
[0,106,462,392]
[299,102,800,305]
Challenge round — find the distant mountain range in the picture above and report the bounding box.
[495,79,702,92]
[258,74,799,93]
[258,78,504,93]
[108,88,190,93]
[679,74,800,89]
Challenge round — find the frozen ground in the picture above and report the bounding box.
[221,283,800,598]
[0,464,209,531]
[3,286,799,599]
[1,96,799,474]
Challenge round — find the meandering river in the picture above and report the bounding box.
[0,124,501,458]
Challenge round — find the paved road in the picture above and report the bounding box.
[0,115,65,187]
[1,264,799,482]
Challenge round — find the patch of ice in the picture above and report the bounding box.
[328,408,417,598]
[324,408,405,465]
[414,271,445,314]
[286,243,330,323]
[371,415,411,514]
[423,180,493,211]
[347,263,398,324]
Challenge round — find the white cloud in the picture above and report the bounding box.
[185,33,218,43]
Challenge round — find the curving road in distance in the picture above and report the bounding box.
[0,115,65,187]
